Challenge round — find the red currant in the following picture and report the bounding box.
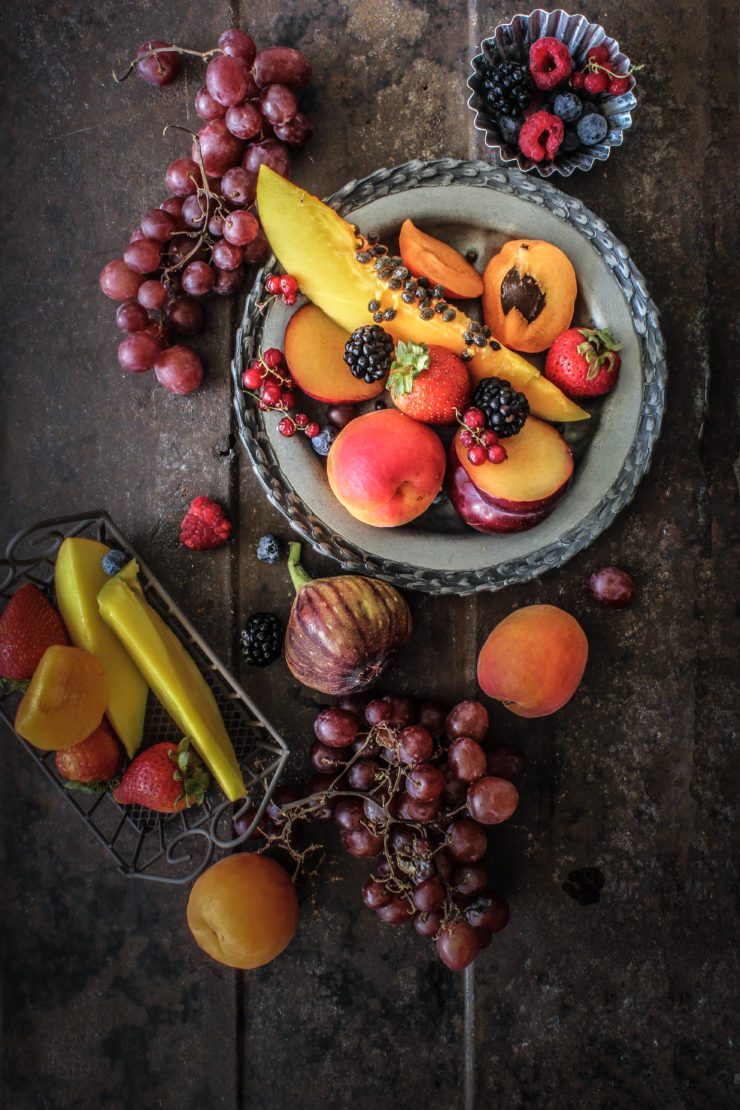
[281,391,297,410]
[462,407,485,430]
[586,44,610,65]
[281,292,297,306]
[261,381,281,406]
[467,445,487,466]
[258,400,269,411]
[487,444,507,464]
[262,347,283,369]
[571,71,586,90]
[481,429,499,447]
[294,413,309,429]
[608,76,630,95]
[265,274,282,295]
[459,429,475,448]
[584,71,609,95]
[304,421,320,438]
[280,274,298,295]
[278,417,295,437]
[242,367,262,391]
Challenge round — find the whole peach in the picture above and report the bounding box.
[477,604,588,717]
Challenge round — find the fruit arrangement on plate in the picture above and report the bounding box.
[238,166,624,538]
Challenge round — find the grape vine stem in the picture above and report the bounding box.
[113,44,224,84]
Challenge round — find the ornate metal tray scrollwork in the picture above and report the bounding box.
[232,158,667,596]
[0,512,289,884]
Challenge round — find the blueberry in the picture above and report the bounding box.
[497,114,521,146]
[256,534,283,564]
[561,128,582,153]
[311,425,339,457]
[552,92,582,123]
[576,111,608,146]
[101,549,129,576]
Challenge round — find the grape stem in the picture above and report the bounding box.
[113,44,224,84]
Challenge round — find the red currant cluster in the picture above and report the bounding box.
[264,272,299,306]
[571,44,640,96]
[457,407,508,467]
[241,346,319,439]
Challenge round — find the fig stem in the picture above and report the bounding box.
[287,542,312,593]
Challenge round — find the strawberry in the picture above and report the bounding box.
[544,327,622,398]
[55,721,124,790]
[388,341,471,425]
[0,583,68,683]
[112,738,209,813]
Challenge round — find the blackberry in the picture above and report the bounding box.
[473,377,529,439]
[479,60,533,119]
[241,612,283,667]
[256,533,283,565]
[344,325,395,383]
[101,549,129,576]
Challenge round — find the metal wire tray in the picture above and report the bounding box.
[0,511,289,884]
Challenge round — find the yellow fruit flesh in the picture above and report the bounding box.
[55,538,148,757]
[97,562,246,802]
[256,166,588,423]
[15,645,108,750]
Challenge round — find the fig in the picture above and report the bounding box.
[283,543,412,695]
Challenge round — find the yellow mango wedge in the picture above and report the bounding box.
[55,538,148,757]
[256,166,588,423]
[97,561,245,802]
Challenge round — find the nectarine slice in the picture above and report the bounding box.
[454,417,572,513]
[15,645,108,750]
[284,304,385,404]
[446,449,550,533]
[399,219,484,300]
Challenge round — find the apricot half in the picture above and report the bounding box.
[399,219,484,300]
[477,605,588,718]
[15,645,108,749]
[284,304,385,404]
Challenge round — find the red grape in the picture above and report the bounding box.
[205,54,251,107]
[334,797,365,832]
[181,261,215,297]
[309,740,345,775]
[266,786,300,826]
[273,112,313,146]
[451,863,487,897]
[208,212,225,238]
[397,793,440,823]
[485,746,524,780]
[223,209,259,247]
[447,737,487,783]
[306,773,336,820]
[218,28,257,67]
[466,892,510,933]
[259,83,298,125]
[225,101,263,140]
[140,208,176,242]
[362,879,391,910]
[434,849,453,883]
[123,238,161,275]
[314,707,358,749]
[213,265,245,294]
[437,921,479,970]
[221,166,257,206]
[589,566,636,607]
[243,231,269,265]
[115,300,149,332]
[134,40,180,86]
[446,819,487,862]
[398,726,434,766]
[338,692,369,717]
[153,346,204,395]
[140,321,170,346]
[117,332,161,373]
[232,806,263,840]
[242,138,291,178]
[327,405,358,429]
[166,296,204,335]
[160,196,186,227]
[416,702,446,737]
[363,796,387,830]
[253,46,312,91]
[382,696,415,728]
[130,227,147,244]
[467,777,519,825]
[182,194,209,229]
[100,259,143,301]
[412,877,446,912]
[442,771,468,807]
[347,758,377,791]
[194,86,227,121]
[165,157,199,197]
[212,241,243,272]
[365,699,392,726]
[137,279,168,311]
[341,827,384,858]
[445,700,489,743]
[194,120,244,176]
[376,897,414,925]
[476,926,493,950]
[406,763,444,802]
[414,910,442,938]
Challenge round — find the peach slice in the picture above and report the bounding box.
[454,418,572,514]
[284,304,385,404]
[446,448,551,533]
[399,219,484,300]
[15,645,108,750]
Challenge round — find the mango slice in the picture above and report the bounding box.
[97,562,246,802]
[256,166,588,423]
[15,645,108,750]
[55,538,148,758]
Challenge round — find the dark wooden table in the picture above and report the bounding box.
[1,2,737,1107]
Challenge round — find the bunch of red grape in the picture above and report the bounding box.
[239,693,524,971]
[99,30,312,395]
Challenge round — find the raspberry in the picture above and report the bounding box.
[586,45,610,65]
[608,76,630,95]
[518,110,564,162]
[179,496,232,551]
[528,37,573,91]
[584,71,609,95]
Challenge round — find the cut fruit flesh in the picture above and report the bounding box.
[446,450,550,533]
[256,166,588,423]
[399,218,484,300]
[454,418,573,512]
[284,304,385,403]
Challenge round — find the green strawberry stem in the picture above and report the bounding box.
[168,737,209,807]
[287,542,312,593]
[0,677,29,697]
[388,340,431,397]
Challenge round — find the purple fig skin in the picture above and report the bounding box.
[283,547,412,695]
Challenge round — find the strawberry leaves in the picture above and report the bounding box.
[388,340,431,397]
[168,737,209,807]
[576,327,622,380]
